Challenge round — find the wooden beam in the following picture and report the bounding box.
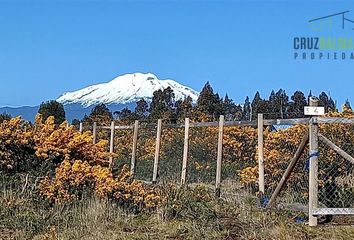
[181,118,190,185]
[152,119,162,184]
[97,117,309,131]
[101,125,133,130]
[215,115,224,197]
[131,120,139,176]
[164,120,257,128]
[264,118,310,126]
[164,123,185,129]
[224,120,257,127]
[79,122,83,134]
[313,208,354,215]
[316,117,354,124]
[192,122,219,128]
[277,203,308,213]
[309,97,319,227]
[319,134,354,165]
[92,122,97,144]
[115,125,134,130]
[109,121,115,168]
[258,113,265,194]
[267,131,309,207]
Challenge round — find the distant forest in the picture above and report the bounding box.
[1,82,351,125]
[75,82,352,125]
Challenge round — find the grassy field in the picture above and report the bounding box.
[1,180,353,240]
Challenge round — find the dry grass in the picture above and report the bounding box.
[1,181,354,240]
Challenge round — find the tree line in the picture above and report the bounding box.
[1,82,352,124]
[79,82,351,124]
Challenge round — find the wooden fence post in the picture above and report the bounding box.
[109,121,115,168]
[181,118,190,185]
[152,119,162,184]
[215,115,224,197]
[309,97,319,227]
[79,122,83,134]
[319,133,354,164]
[258,113,265,194]
[268,131,309,207]
[131,120,139,176]
[92,122,97,144]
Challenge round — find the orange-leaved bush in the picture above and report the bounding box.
[0,117,33,172]
[33,114,111,166]
[239,106,354,204]
[39,160,161,209]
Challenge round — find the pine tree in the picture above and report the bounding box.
[288,90,306,118]
[267,89,289,118]
[115,107,135,121]
[223,94,242,120]
[38,100,66,124]
[251,92,268,119]
[344,99,352,110]
[135,98,149,119]
[183,96,194,116]
[149,87,175,121]
[268,90,276,112]
[196,82,222,119]
[175,96,193,119]
[71,118,80,127]
[308,90,313,104]
[242,96,251,121]
[275,89,288,118]
[175,99,183,119]
[328,97,336,112]
[83,103,113,124]
[319,92,336,113]
[90,104,112,118]
[0,112,11,123]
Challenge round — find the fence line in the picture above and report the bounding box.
[308,97,319,226]
[130,120,139,176]
[85,116,307,192]
[96,118,310,130]
[180,118,189,185]
[77,113,354,227]
[92,122,97,144]
[152,119,162,184]
[258,113,265,194]
[215,115,224,197]
[109,121,115,168]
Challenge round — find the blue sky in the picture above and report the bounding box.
[0,0,353,107]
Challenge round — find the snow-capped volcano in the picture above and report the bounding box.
[57,73,199,107]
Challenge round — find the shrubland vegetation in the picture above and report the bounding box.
[1,83,354,239]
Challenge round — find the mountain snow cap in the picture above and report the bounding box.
[57,72,199,107]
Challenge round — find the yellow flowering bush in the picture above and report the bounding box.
[0,117,33,172]
[239,166,258,184]
[1,114,161,211]
[223,126,257,164]
[33,114,111,165]
[108,117,258,178]
[0,114,112,174]
[39,160,161,209]
[239,106,354,206]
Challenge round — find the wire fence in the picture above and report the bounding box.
[133,125,153,181]
[263,120,309,211]
[317,119,354,213]
[79,113,354,224]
